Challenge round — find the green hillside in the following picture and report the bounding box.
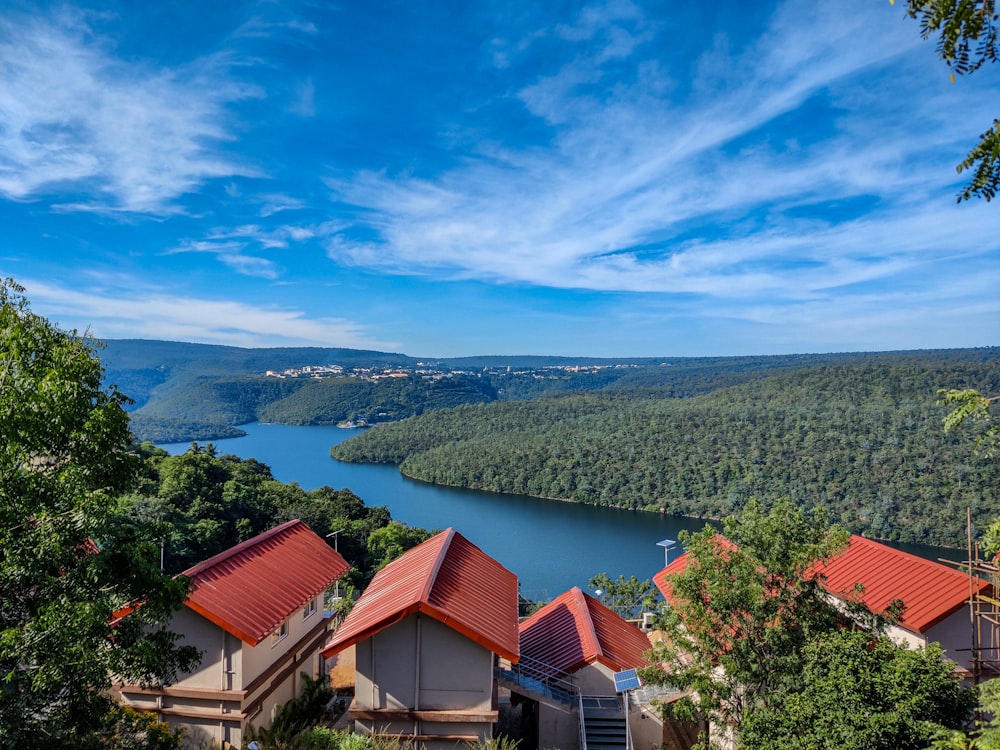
[331,353,1000,548]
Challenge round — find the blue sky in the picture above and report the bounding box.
[1,0,997,358]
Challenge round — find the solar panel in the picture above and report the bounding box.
[614,668,642,692]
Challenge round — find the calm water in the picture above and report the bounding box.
[158,422,963,600]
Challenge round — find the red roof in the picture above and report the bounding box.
[653,534,987,636]
[519,587,651,674]
[182,520,349,645]
[321,528,519,662]
[813,535,988,634]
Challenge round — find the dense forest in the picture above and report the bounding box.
[126,442,432,587]
[101,339,998,444]
[331,354,1000,548]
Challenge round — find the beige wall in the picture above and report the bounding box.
[117,593,331,750]
[354,614,493,712]
[537,702,579,750]
[352,613,496,746]
[242,594,323,688]
[574,661,616,695]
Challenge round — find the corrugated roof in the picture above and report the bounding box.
[519,587,651,674]
[653,534,988,636]
[321,528,519,662]
[813,535,989,634]
[182,519,349,645]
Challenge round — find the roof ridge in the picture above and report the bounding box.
[183,519,302,579]
[420,527,456,604]
[572,586,604,661]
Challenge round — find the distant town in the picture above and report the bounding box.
[264,362,644,381]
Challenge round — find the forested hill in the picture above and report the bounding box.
[331,354,1000,548]
[99,339,998,445]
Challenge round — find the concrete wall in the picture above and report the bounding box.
[926,607,981,672]
[537,703,579,750]
[352,613,496,747]
[117,594,330,749]
[242,594,323,688]
[574,661,616,695]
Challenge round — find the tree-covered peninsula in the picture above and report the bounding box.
[331,353,999,548]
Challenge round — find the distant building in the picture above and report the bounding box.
[114,520,349,750]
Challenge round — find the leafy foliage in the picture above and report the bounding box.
[587,573,657,619]
[99,704,184,750]
[929,678,1000,748]
[125,443,429,586]
[641,499,849,739]
[741,630,975,750]
[901,0,999,200]
[246,674,336,748]
[0,279,199,748]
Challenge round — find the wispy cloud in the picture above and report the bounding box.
[0,8,259,213]
[323,0,995,306]
[20,276,396,350]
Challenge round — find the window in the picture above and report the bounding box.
[303,598,317,619]
[272,620,288,646]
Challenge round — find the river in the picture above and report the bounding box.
[158,422,963,601]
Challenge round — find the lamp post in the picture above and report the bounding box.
[657,538,677,567]
[326,528,346,600]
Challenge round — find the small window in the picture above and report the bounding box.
[272,620,288,646]
[303,598,317,619]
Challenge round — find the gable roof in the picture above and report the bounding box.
[653,534,988,636]
[182,519,349,646]
[519,587,651,674]
[321,528,519,662]
[813,535,989,634]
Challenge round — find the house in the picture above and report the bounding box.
[115,519,349,750]
[321,528,519,749]
[507,586,669,750]
[811,534,994,673]
[653,534,994,673]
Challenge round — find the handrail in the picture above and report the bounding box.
[624,692,633,750]
[497,655,580,703]
[578,691,588,750]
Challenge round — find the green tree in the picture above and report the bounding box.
[900,0,999,201]
[740,629,974,749]
[0,279,198,748]
[587,573,657,619]
[641,498,848,747]
[929,677,1000,748]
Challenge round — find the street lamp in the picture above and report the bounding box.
[326,528,346,600]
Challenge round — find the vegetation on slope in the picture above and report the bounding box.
[331,355,1000,547]
[126,443,431,586]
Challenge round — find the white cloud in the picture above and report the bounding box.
[19,277,396,350]
[0,9,260,213]
[324,0,998,309]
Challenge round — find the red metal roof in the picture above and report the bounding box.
[653,534,988,636]
[519,587,651,674]
[182,519,349,645]
[321,528,519,662]
[813,535,989,634]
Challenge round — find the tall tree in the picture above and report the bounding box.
[0,279,198,748]
[642,498,849,747]
[899,0,999,201]
[741,629,974,750]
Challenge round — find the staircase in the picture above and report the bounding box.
[495,655,578,711]
[496,658,631,750]
[582,695,628,750]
